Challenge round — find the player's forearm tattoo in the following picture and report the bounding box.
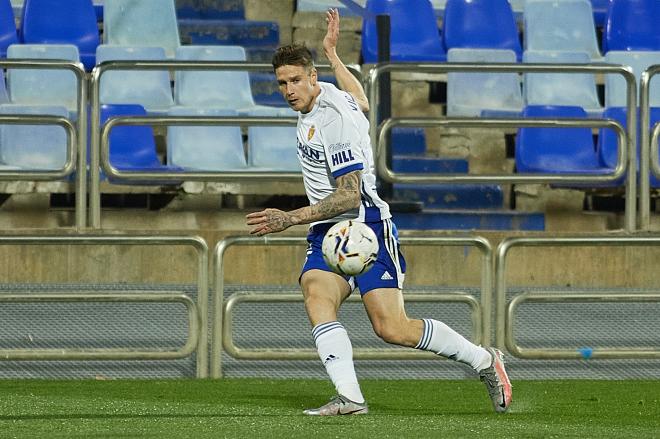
[287,171,361,225]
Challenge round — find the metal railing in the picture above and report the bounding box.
[0,234,209,377]
[639,65,660,229]
[210,235,493,378]
[495,235,660,359]
[89,60,360,229]
[366,62,638,231]
[0,60,87,229]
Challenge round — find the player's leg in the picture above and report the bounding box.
[299,225,368,415]
[362,287,492,369]
[356,218,511,412]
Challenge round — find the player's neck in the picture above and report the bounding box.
[301,85,322,114]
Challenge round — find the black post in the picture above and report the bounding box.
[375,14,423,213]
[376,14,393,200]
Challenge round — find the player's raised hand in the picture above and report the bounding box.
[323,8,340,56]
[246,208,293,236]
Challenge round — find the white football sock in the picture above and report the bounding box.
[414,318,492,371]
[312,321,365,403]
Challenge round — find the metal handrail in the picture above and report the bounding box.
[211,235,493,378]
[0,60,87,229]
[89,60,360,229]
[506,291,660,359]
[0,234,209,377]
[378,117,627,184]
[366,62,638,232]
[222,291,481,360]
[495,235,660,354]
[639,64,660,229]
[0,115,77,179]
[0,293,199,361]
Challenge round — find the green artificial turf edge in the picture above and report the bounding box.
[0,379,657,438]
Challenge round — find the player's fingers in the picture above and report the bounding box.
[245,211,266,219]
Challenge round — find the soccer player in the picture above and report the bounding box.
[245,8,511,416]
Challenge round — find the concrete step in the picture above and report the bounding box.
[393,184,504,209]
[393,209,545,231]
[392,156,468,174]
[178,19,279,46]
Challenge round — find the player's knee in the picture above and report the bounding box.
[372,319,406,345]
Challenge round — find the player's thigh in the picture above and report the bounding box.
[361,288,411,339]
[300,269,352,324]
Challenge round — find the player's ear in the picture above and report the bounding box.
[310,67,318,86]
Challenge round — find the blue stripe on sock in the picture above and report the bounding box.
[312,321,344,341]
[415,319,431,350]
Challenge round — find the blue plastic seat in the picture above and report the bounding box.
[0,0,17,58]
[100,104,165,171]
[604,51,660,108]
[176,0,245,19]
[96,45,174,112]
[523,50,602,116]
[174,45,289,115]
[104,0,180,58]
[19,0,99,71]
[603,0,660,53]
[7,44,80,117]
[447,48,523,117]
[442,0,522,60]
[361,0,445,64]
[0,104,69,170]
[523,0,601,60]
[246,107,300,172]
[516,105,610,177]
[167,107,247,171]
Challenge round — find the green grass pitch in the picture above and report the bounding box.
[0,379,657,438]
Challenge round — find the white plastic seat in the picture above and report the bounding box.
[174,45,290,116]
[246,107,300,172]
[7,44,79,116]
[524,0,602,60]
[96,45,174,112]
[103,0,180,58]
[167,107,247,171]
[523,50,602,116]
[447,48,523,117]
[0,104,69,169]
[604,51,660,107]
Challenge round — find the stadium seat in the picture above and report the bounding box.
[515,105,611,178]
[99,104,179,179]
[523,0,601,60]
[297,0,366,16]
[96,45,174,113]
[174,45,289,115]
[604,51,660,108]
[0,0,17,58]
[603,0,660,53]
[104,0,180,58]
[246,107,300,172]
[167,107,247,171]
[446,48,523,117]
[0,104,69,170]
[598,106,660,187]
[523,50,602,117]
[361,0,446,64]
[19,0,99,71]
[176,0,245,19]
[7,44,80,118]
[442,0,522,60]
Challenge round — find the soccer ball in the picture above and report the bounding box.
[321,220,379,276]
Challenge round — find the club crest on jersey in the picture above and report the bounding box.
[307,125,316,141]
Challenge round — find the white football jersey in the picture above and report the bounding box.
[296,82,391,226]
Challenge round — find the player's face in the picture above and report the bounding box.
[275,64,319,113]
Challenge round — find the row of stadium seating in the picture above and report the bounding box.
[2,0,656,69]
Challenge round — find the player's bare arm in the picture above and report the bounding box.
[246,170,361,236]
[323,8,369,112]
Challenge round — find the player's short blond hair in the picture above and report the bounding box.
[272,43,315,72]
